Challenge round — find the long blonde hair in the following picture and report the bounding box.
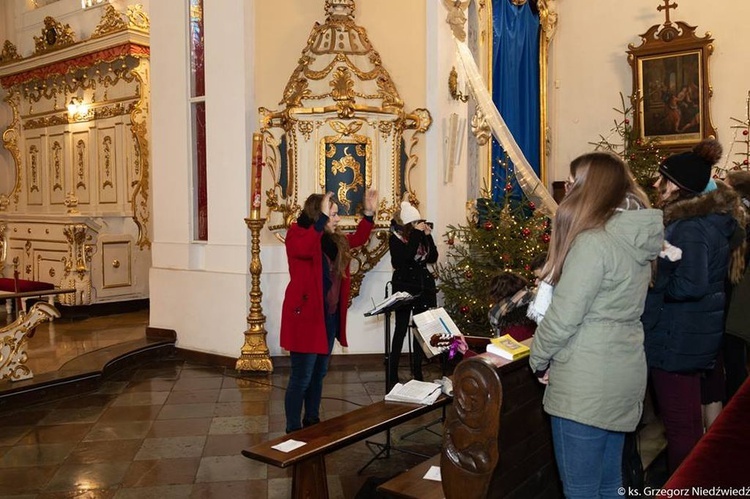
[544,152,650,285]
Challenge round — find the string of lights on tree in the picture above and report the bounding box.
[436,157,550,336]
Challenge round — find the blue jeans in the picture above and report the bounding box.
[551,416,624,499]
[284,313,337,433]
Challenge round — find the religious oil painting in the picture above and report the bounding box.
[319,136,372,218]
[637,50,702,145]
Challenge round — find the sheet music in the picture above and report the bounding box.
[412,308,462,358]
[365,291,414,315]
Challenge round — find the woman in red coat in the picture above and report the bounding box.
[281,189,377,433]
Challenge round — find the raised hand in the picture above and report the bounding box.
[363,188,378,216]
[321,192,334,218]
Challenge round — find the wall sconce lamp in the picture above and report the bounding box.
[449,66,469,103]
[67,97,89,120]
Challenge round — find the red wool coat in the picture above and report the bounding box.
[280,218,374,354]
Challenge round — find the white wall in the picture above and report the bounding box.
[548,0,750,182]
[148,0,252,356]
[149,0,446,358]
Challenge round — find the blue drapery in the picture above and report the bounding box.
[491,0,540,202]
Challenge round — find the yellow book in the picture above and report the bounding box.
[486,334,530,361]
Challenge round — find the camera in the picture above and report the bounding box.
[426,222,434,229]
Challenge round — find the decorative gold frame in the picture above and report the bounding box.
[472,0,555,186]
[627,13,716,150]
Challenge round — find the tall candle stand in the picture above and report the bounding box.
[236,216,273,372]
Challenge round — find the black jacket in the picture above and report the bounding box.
[389,221,438,299]
[643,185,742,372]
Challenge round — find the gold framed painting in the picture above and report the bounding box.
[628,19,717,150]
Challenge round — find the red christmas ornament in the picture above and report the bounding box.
[483,221,494,231]
[744,129,749,136]
[501,253,511,261]
[464,270,473,280]
[447,236,455,246]
[744,159,749,165]
[460,305,470,315]
[635,139,642,146]
[505,183,513,192]
[524,265,531,271]
[542,233,551,243]
[624,119,630,125]
[528,201,536,210]
[522,228,531,237]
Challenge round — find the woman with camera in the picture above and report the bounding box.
[387,200,438,388]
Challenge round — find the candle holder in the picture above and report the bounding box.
[236,217,273,372]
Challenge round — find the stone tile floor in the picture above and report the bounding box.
[0,310,668,497]
[0,309,445,498]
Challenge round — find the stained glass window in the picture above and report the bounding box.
[189,0,207,240]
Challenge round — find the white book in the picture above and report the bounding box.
[412,307,462,358]
[385,379,442,405]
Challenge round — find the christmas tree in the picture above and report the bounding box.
[590,93,666,200]
[436,173,550,336]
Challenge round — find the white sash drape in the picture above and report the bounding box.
[454,39,558,217]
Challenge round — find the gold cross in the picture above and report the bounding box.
[657,0,678,25]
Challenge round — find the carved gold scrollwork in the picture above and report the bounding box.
[102,136,113,189]
[129,62,151,249]
[65,192,79,214]
[28,145,39,193]
[0,302,60,382]
[76,140,87,189]
[471,108,491,146]
[0,40,22,65]
[91,5,128,39]
[126,4,150,32]
[51,142,63,191]
[0,223,6,273]
[1,91,22,209]
[329,145,364,213]
[33,17,76,56]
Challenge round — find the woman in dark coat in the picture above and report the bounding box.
[387,200,438,387]
[643,139,745,473]
[280,189,377,433]
[724,170,750,400]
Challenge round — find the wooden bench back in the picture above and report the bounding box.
[441,354,561,499]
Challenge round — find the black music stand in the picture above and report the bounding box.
[359,287,430,474]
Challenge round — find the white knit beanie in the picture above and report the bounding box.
[399,201,421,225]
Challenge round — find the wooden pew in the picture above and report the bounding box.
[241,394,451,499]
[379,353,561,499]
[442,353,560,498]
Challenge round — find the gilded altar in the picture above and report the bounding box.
[259,0,432,299]
[0,6,151,305]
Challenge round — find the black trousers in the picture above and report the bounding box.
[723,334,749,402]
[387,292,435,388]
